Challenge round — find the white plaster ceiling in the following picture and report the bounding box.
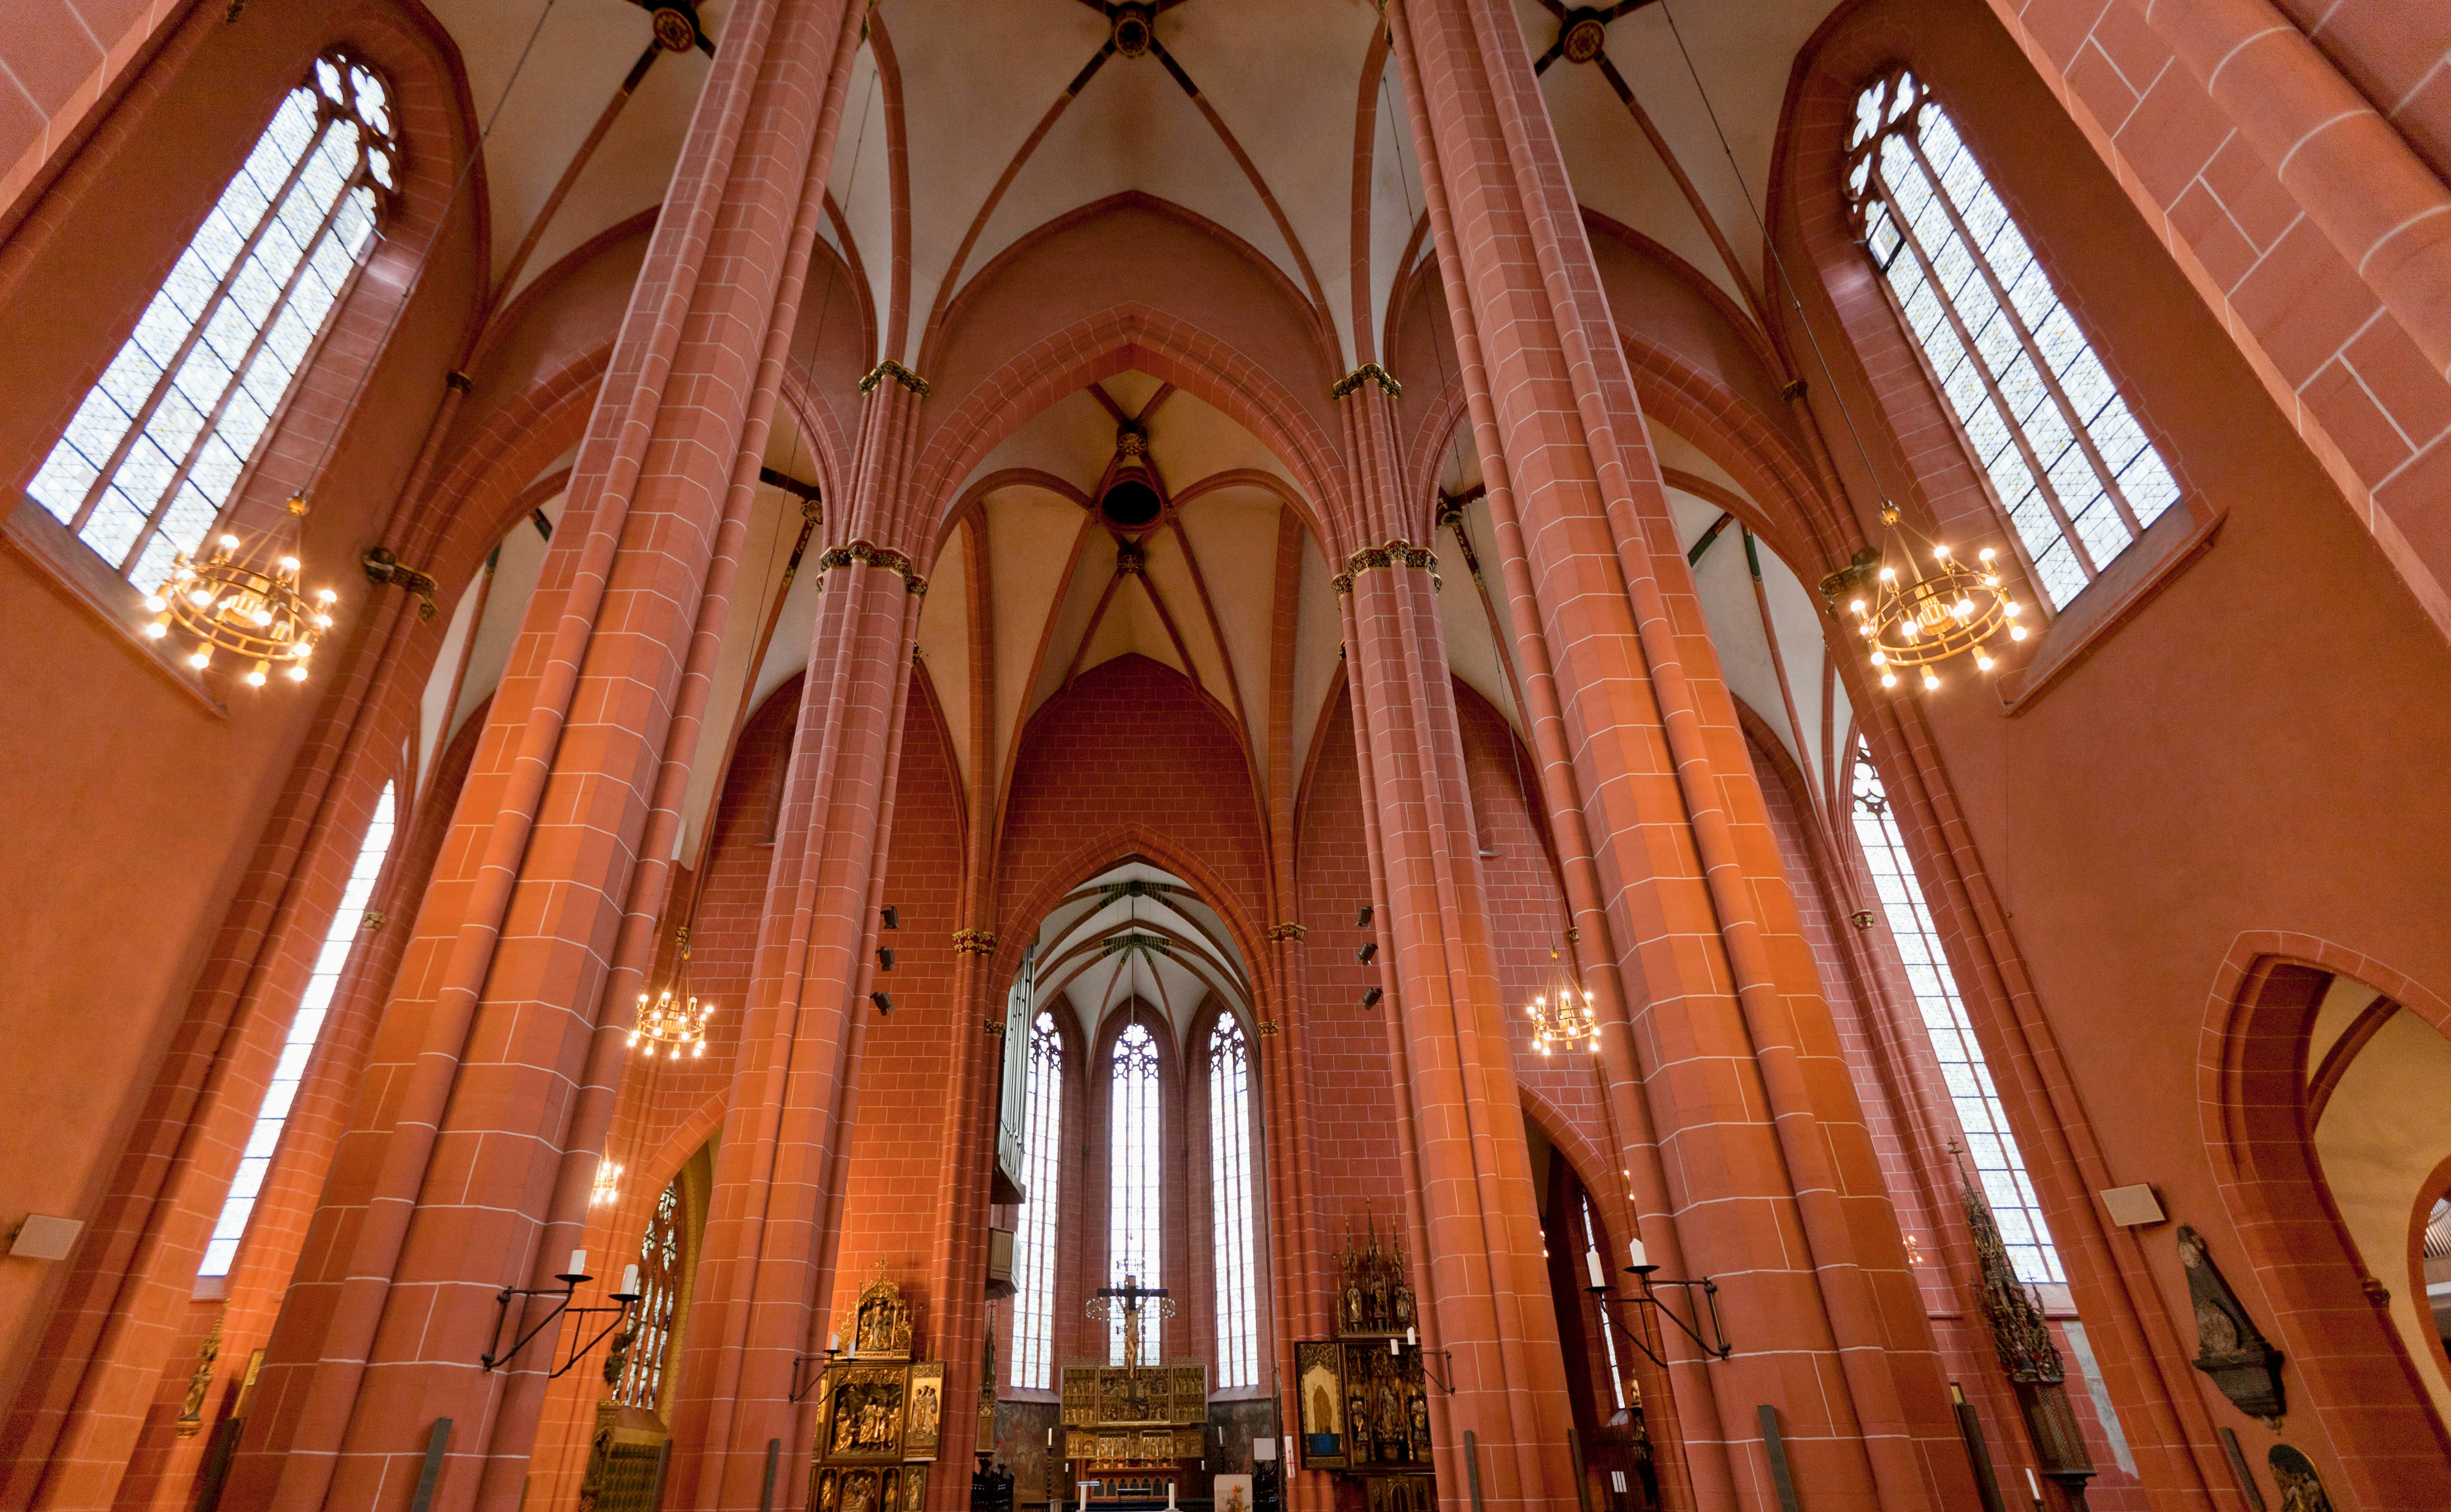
[430,0,1837,376]
[426,0,726,303]
[1028,860,1251,1042]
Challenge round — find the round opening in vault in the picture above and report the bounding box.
[1100,478,1163,529]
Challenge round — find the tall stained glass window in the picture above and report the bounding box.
[200,781,395,1277]
[1011,1010,1065,1390]
[617,1178,687,1410]
[1109,1020,1162,1365]
[1209,1015,1258,1388]
[1844,70,2180,611]
[1852,749,2063,1283]
[27,49,398,589]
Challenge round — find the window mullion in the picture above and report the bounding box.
[67,110,339,539]
[1898,128,2150,541]
[1874,175,2093,591]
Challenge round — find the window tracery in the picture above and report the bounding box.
[1844,69,2180,611]
[616,1177,687,1411]
[199,780,395,1277]
[28,48,398,589]
[1011,1009,1064,1390]
[1108,1019,1162,1365]
[1209,1014,1258,1389]
[1850,748,2063,1283]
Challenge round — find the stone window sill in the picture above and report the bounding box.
[3,492,226,716]
[1995,500,2223,714]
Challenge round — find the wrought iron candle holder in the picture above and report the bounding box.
[478,1257,641,1378]
[1590,1262,1734,1369]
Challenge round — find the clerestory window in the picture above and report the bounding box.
[1845,70,2180,612]
[1108,1019,1163,1364]
[1850,748,2063,1283]
[26,48,398,591]
[199,781,395,1278]
[1011,1009,1065,1390]
[1209,1015,1258,1389]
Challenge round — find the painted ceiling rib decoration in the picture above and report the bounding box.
[1033,861,1252,1040]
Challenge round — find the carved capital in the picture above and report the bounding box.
[953,928,999,956]
[857,359,932,398]
[1331,362,1402,400]
[816,539,927,595]
[1264,922,1306,943]
[1331,538,1441,595]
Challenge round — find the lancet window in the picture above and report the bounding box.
[1851,750,2063,1283]
[199,781,395,1277]
[1845,69,2179,611]
[1011,1009,1065,1390]
[1108,1020,1163,1364]
[27,49,398,587]
[1209,1015,1258,1388]
[615,1177,687,1410]
[1581,1193,1628,1412]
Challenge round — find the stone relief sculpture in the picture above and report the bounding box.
[2177,1225,2287,1424]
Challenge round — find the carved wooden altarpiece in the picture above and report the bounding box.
[807,1268,941,1512]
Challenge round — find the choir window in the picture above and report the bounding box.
[27,49,398,589]
[1209,1015,1258,1388]
[1851,749,2063,1283]
[1109,1020,1163,1364]
[1011,1009,1065,1390]
[199,781,395,1277]
[616,1177,687,1411]
[1844,69,2180,611]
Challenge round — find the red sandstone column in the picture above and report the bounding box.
[215,4,863,1509]
[917,511,1003,1509]
[1388,3,1975,1509]
[2133,0,2451,381]
[1331,375,1581,1512]
[662,371,932,1512]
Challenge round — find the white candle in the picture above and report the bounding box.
[1168,1484,1176,1509]
[1405,1326,1417,1347]
[620,1264,640,1297]
[1389,1336,1399,1356]
[1586,1247,1609,1290]
[1628,1237,1647,1271]
[569,1249,587,1277]
[2025,1468,2042,1501]
[830,1332,842,1353]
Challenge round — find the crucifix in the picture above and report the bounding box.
[1087,1273,1175,1375]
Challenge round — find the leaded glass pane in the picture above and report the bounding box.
[25,50,394,578]
[1851,752,2062,1284]
[1210,1017,1259,1389]
[1846,72,2186,612]
[1109,1021,1163,1365]
[1012,1011,1065,1390]
[198,783,394,1278]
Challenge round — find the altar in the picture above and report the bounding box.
[1058,1277,1208,1506]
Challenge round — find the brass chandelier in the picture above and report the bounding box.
[1526,944,1599,1056]
[143,495,338,686]
[629,926,713,1059]
[1841,506,2025,692]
